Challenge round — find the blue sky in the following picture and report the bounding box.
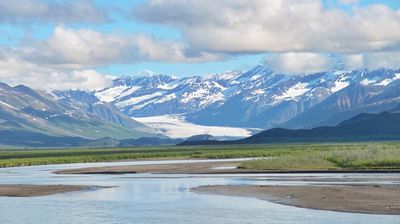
[0,0,399,89]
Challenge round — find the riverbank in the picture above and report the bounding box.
[0,184,106,197]
[54,160,400,175]
[192,185,400,215]
[2,142,400,171]
[54,161,246,174]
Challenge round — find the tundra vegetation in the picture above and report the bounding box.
[0,143,399,170]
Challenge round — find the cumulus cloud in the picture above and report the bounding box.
[134,34,222,63]
[363,52,400,70]
[135,0,400,54]
[134,0,400,71]
[0,0,109,24]
[0,49,112,90]
[267,52,334,74]
[342,54,364,70]
[0,26,222,90]
[25,26,138,68]
[22,26,221,69]
[343,52,400,70]
[2,0,399,89]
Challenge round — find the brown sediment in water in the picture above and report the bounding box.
[0,184,109,197]
[192,185,400,215]
[51,160,400,214]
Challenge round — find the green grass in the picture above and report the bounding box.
[1,142,400,170]
[0,144,287,167]
[239,143,400,170]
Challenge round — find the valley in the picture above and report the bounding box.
[2,1,400,223]
[2,66,400,148]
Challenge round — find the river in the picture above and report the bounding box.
[1,159,399,224]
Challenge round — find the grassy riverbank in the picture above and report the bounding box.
[239,143,400,170]
[0,144,285,167]
[0,142,399,170]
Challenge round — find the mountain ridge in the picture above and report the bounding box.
[0,82,160,147]
[84,65,400,130]
[3,65,400,146]
[241,111,400,143]
[178,111,400,145]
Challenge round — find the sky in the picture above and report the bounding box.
[0,0,399,90]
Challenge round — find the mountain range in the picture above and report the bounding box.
[0,83,159,147]
[80,65,400,131]
[1,65,400,147]
[179,111,400,145]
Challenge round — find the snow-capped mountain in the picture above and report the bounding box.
[4,64,399,144]
[88,65,400,132]
[0,83,157,147]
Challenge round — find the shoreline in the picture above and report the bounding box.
[5,159,400,214]
[54,160,400,175]
[192,185,400,215]
[54,161,244,174]
[0,184,110,197]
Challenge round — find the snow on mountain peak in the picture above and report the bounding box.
[275,82,311,101]
[137,70,158,77]
[375,73,400,86]
[82,66,400,131]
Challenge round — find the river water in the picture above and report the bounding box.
[0,159,399,224]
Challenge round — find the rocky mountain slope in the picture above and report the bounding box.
[3,65,400,146]
[88,66,400,130]
[0,83,157,147]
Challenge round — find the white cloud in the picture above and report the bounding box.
[342,54,364,70]
[267,52,333,74]
[135,0,400,54]
[134,34,222,63]
[363,52,400,70]
[134,0,400,73]
[50,70,113,90]
[343,52,400,70]
[0,0,109,24]
[0,26,222,90]
[0,49,112,90]
[26,26,137,68]
[24,26,221,68]
[2,0,399,90]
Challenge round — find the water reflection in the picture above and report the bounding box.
[0,159,399,224]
